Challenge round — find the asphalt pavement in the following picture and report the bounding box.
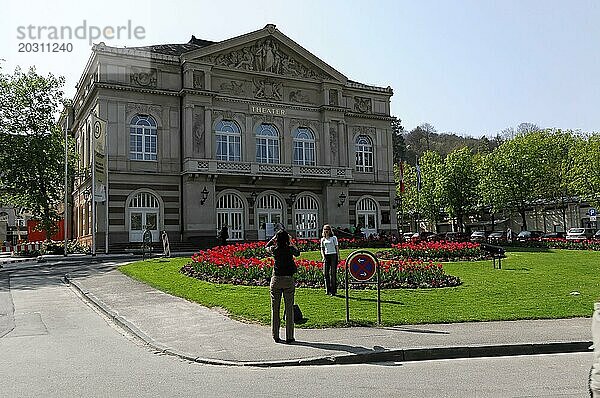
[1,253,593,368]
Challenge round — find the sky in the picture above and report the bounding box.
[2,0,599,137]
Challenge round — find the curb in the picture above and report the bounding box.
[0,257,33,266]
[65,275,593,368]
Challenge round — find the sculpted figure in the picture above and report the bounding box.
[236,47,254,70]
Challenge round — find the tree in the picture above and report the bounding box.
[396,161,417,231]
[516,122,540,135]
[0,67,74,240]
[537,129,578,229]
[478,131,551,231]
[440,147,479,232]
[569,133,600,208]
[391,117,406,164]
[415,151,444,231]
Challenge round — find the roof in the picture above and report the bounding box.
[126,35,216,56]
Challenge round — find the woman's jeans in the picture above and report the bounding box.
[324,254,338,295]
[270,275,295,340]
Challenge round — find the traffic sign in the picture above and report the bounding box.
[589,208,597,217]
[344,250,382,325]
[347,252,377,282]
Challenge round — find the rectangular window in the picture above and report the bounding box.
[131,213,142,230]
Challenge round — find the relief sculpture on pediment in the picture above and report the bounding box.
[203,38,327,80]
[218,80,246,96]
[254,79,282,101]
[354,96,372,114]
[289,89,313,104]
[130,68,157,88]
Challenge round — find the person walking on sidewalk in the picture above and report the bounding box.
[320,224,339,296]
[265,230,300,344]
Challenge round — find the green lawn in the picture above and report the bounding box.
[118,248,600,327]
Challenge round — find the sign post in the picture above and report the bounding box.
[344,250,381,325]
[92,115,108,255]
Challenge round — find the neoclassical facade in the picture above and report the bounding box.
[70,25,396,250]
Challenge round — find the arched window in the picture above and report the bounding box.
[128,191,160,242]
[292,127,316,166]
[255,124,279,164]
[356,197,378,237]
[130,115,157,161]
[294,195,319,239]
[355,135,373,172]
[215,120,241,161]
[216,193,244,240]
[256,194,283,240]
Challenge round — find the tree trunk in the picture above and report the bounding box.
[519,208,528,231]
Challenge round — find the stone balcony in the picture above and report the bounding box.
[182,159,353,181]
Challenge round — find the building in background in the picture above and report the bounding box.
[0,205,30,245]
[68,25,396,251]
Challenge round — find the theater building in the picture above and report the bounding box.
[70,24,396,251]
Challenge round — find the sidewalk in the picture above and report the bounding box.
[66,270,593,367]
[0,252,196,270]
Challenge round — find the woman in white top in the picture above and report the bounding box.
[320,224,340,296]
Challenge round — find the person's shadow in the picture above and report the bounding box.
[291,340,385,355]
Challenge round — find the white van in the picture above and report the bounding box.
[566,228,595,241]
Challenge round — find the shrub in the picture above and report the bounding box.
[382,241,486,262]
[181,242,462,289]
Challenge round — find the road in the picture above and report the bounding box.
[0,261,593,397]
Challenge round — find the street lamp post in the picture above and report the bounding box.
[63,113,69,256]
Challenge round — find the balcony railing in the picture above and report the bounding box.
[183,159,353,180]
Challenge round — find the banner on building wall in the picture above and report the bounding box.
[92,116,107,202]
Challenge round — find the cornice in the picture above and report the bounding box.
[214,95,320,112]
[345,112,394,121]
[93,43,180,64]
[95,82,181,97]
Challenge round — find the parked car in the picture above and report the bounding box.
[540,231,566,241]
[516,230,544,242]
[426,233,446,242]
[487,231,506,244]
[594,230,600,241]
[565,228,595,242]
[411,231,435,242]
[402,232,415,242]
[469,230,487,243]
[444,231,470,242]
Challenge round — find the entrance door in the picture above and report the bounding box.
[256,194,284,240]
[128,192,160,242]
[216,193,244,241]
[258,212,282,240]
[357,197,378,237]
[130,210,159,242]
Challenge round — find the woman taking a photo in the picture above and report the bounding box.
[320,224,339,296]
[265,230,300,343]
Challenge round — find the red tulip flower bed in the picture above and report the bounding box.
[379,241,486,262]
[180,242,462,289]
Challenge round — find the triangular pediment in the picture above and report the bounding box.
[181,25,347,83]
